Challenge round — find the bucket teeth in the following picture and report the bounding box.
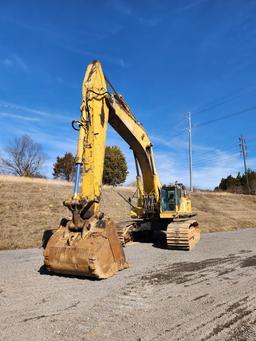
[43,218,128,279]
[166,219,200,251]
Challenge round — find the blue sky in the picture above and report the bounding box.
[0,0,256,188]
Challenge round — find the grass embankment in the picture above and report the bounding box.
[0,175,256,249]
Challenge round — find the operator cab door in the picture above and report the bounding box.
[160,186,181,218]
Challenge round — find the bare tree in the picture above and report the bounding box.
[0,135,46,177]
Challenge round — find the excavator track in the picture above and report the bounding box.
[166,219,200,251]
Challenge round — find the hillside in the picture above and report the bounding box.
[0,175,256,249]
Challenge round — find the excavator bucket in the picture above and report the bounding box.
[166,220,200,251]
[44,218,128,279]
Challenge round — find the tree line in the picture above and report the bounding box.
[2,134,256,193]
[215,170,256,194]
[0,135,128,185]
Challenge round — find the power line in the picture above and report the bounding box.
[193,150,240,164]
[193,145,238,159]
[168,115,187,139]
[192,153,240,167]
[193,83,256,116]
[193,152,239,164]
[245,136,256,142]
[169,129,187,139]
[194,94,242,115]
[171,117,186,130]
[171,105,256,139]
[194,105,256,128]
[169,151,239,166]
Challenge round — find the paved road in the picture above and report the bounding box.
[1,229,256,341]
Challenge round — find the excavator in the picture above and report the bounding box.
[44,60,200,279]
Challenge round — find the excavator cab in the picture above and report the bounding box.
[160,183,188,214]
[159,183,200,250]
[160,185,178,212]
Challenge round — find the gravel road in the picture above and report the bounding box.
[1,229,256,341]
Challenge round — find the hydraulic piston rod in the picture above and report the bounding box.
[73,163,81,197]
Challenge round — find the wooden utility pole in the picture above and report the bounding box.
[187,112,193,192]
[239,135,250,193]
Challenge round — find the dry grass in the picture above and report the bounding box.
[0,176,256,250]
[0,176,134,250]
[192,191,256,232]
[0,175,73,186]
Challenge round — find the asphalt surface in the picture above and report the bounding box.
[1,229,256,341]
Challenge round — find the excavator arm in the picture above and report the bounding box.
[69,61,110,219]
[71,60,161,220]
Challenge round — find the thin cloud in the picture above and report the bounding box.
[0,112,40,122]
[153,149,246,189]
[0,100,52,117]
[151,135,174,148]
[12,54,28,71]
[107,0,132,15]
[30,132,76,154]
[64,46,128,68]
[0,58,13,67]
[192,155,250,189]
[175,0,209,13]
[138,17,162,27]
[151,134,188,150]
[2,15,122,44]
[143,133,251,189]
[0,100,69,122]
[1,124,76,155]
[151,133,233,156]
[0,54,28,71]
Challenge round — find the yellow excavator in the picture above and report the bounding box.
[44,60,200,279]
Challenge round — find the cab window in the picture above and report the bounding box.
[160,187,176,211]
